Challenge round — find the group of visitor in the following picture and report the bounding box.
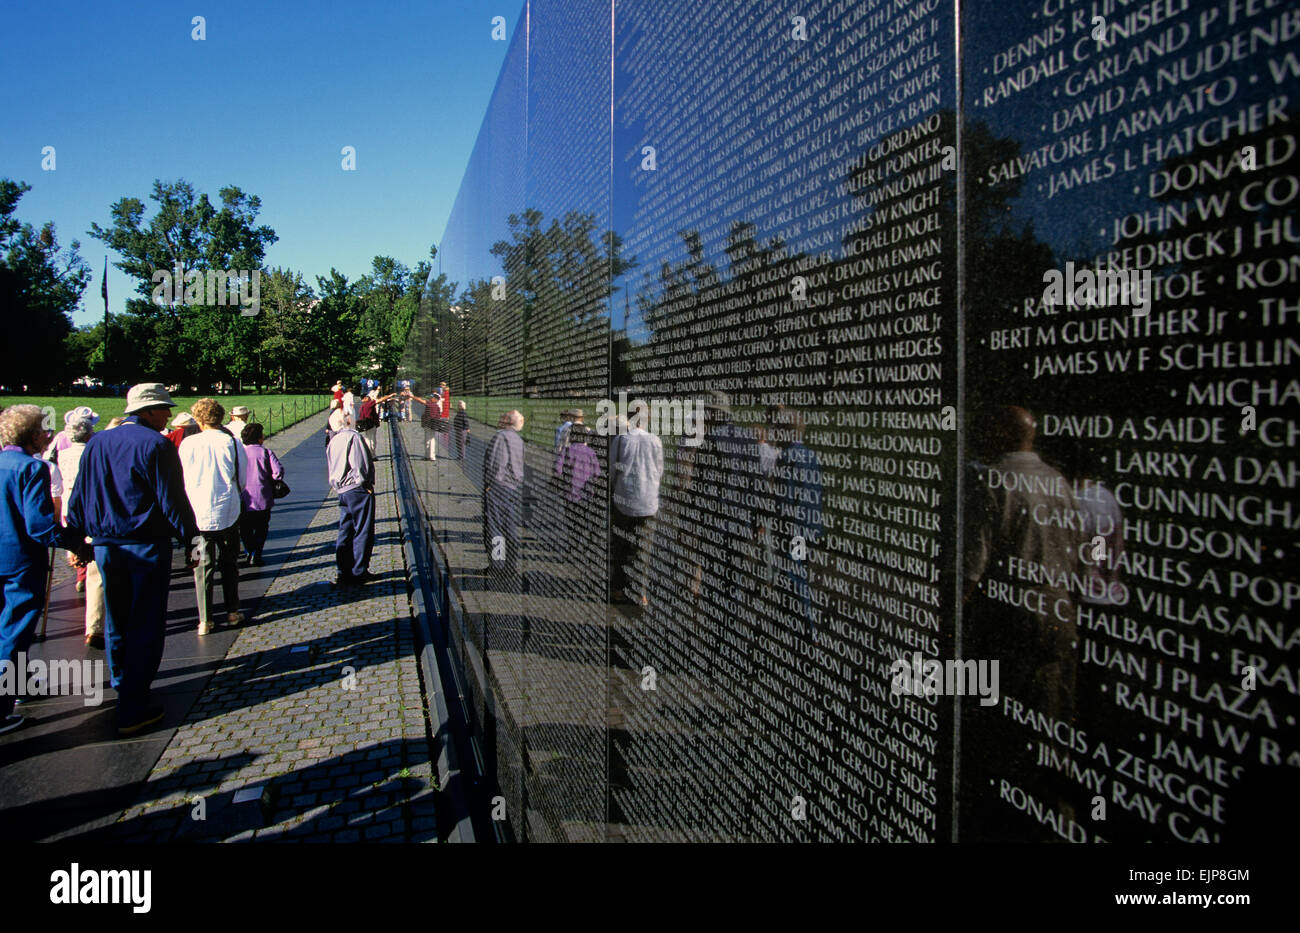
[0,383,293,738]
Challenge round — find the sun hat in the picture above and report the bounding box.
[66,405,100,426]
[230,405,251,417]
[123,382,178,415]
[171,412,195,428]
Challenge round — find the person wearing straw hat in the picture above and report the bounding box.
[65,382,199,736]
[166,411,198,451]
[44,405,99,460]
[228,405,252,446]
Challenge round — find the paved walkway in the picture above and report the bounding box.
[0,415,438,842]
[112,423,436,841]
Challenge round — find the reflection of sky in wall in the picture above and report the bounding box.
[610,1,959,336]
[436,1,530,291]
[526,0,612,231]
[435,0,1291,328]
[964,0,1293,263]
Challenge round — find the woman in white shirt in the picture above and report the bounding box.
[179,398,248,635]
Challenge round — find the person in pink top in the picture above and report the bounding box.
[237,422,285,566]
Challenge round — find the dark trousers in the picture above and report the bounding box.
[483,485,521,570]
[611,509,651,599]
[455,426,467,458]
[0,564,47,719]
[97,541,170,718]
[336,487,376,578]
[240,509,272,560]
[194,525,241,623]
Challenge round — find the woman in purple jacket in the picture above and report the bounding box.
[238,423,285,566]
[557,423,602,549]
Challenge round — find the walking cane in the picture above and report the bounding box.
[37,545,54,641]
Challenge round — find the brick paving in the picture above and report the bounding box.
[111,424,437,842]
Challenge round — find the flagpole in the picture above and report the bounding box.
[101,257,109,375]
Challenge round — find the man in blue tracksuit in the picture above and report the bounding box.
[66,383,198,735]
[0,405,85,734]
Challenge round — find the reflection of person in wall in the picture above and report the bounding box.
[550,408,573,492]
[609,410,663,606]
[962,405,1082,840]
[483,410,525,575]
[453,400,469,459]
[408,385,451,460]
[553,408,574,457]
[693,390,762,836]
[772,408,824,641]
[755,407,783,592]
[558,423,601,550]
[1066,445,1125,607]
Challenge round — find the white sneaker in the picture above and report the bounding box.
[198,621,213,636]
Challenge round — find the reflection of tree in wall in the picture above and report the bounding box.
[961,109,1298,465]
[488,208,634,396]
[621,111,1055,413]
[621,221,801,399]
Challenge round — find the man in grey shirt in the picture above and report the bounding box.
[327,416,376,584]
[609,416,664,605]
[483,410,525,572]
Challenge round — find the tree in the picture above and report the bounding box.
[310,268,366,381]
[257,267,316,389]
[87,179,277,385]
[0,179,90,390]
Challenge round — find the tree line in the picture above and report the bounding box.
[1,176,449,393]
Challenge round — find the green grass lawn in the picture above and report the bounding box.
[0,393,332,439]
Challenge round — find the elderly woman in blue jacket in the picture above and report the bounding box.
[0,405,84,734]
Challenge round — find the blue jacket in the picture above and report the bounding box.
[0,448,67,573]
[66,416,198,546]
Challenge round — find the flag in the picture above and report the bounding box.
[101,257,108,303]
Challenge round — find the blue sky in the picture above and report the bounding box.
[0,0,520,326]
